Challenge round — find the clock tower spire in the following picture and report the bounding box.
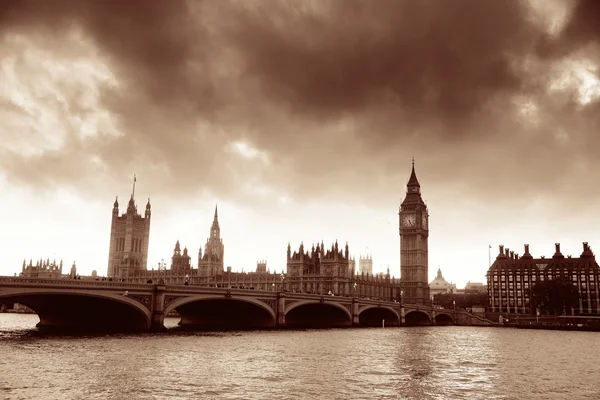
[399,160,429,305]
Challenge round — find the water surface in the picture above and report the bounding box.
[0,314,598,400]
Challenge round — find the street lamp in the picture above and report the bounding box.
[158,258,166,285]
[280,272,285,292]
[400,290,403,305]
[353,282,357,298]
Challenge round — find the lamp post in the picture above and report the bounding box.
[158,258,166,285]
[400,290,403,305]
[353,282,357,298]
[280,272,285,292]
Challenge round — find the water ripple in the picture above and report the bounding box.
[0,315,599,399]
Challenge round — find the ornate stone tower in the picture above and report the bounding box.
[399,160,429,305]
[107,176,151,278]
[198,205,225,277]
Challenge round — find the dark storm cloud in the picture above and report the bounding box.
[223,0,541,130]
[1,0,600,208]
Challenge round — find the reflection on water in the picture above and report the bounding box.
[0,314,599,400]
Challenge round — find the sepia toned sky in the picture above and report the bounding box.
[1,0,599,287]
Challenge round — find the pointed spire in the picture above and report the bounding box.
[213,204,218,223]
[407,158,420,188]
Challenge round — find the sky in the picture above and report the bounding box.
[1,0,600,288]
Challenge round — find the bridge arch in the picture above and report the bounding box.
[404,310,432,326]
[358,305,400,326]
[434,312,454,326]
[164,295,276,329]
[0,290,152,330]
[285,300,352,328]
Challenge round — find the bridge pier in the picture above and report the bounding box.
[352,298,359,326]
[150,284,167,331]
[276,292,286,327]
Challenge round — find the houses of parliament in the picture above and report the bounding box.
[101,164,431,304]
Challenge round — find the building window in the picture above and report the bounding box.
[517,283,521,289]
[524,283,529,289]
[540,276,544,281]
[501,276,505,282]
[509,283,514,290]
[494,275,498,282]
[509,276,513,282]
[516,275,521,281]
[532,276,536,282]
[517,298,523,306]
[524,275,529,281]
[501,283,506,289]
[590,275,595,281]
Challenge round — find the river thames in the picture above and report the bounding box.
[0,314,598,400]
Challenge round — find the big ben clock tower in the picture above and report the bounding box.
[399,160,429,305]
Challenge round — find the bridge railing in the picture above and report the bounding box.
[0,277,153,290]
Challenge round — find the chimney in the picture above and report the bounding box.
[505,248,510,257]
[510,251,514,259]
[583,242,589,252]
[499,245,504,256]
[555,243,560,253]
[524,244,530,254]
[515,253,519,260]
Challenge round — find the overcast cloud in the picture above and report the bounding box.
[1,0,599,285]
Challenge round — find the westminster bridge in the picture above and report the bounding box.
[0,277,494,331]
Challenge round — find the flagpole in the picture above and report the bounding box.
[488,244,491,268]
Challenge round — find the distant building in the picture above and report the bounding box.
[107,178,151,278]
[256,260,267,273]
[429,268,457,295]
[358,254,373,275]
[464,281,486,294]
[286,241,399,300]
[198,206,224,278]
[21,258,63,279]
[486,242,600,315]
[286,241,354,294]
[171,241,192,275]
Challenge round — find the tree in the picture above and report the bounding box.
[530,278,580,315]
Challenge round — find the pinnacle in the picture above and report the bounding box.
[407,160,420,187]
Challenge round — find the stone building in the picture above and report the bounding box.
[171,240,192,275]
[198,206,224,278]
[399,161,430,305]
[486,242,600,315]
[286,241,354,295]
[21,259,63,279]
[107,178,151,278]
[358,254,373,275]
[286,241,400,300]
[429,268,457,295]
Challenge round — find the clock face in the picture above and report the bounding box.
[422,214,428,230]
[402,214,416,228]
